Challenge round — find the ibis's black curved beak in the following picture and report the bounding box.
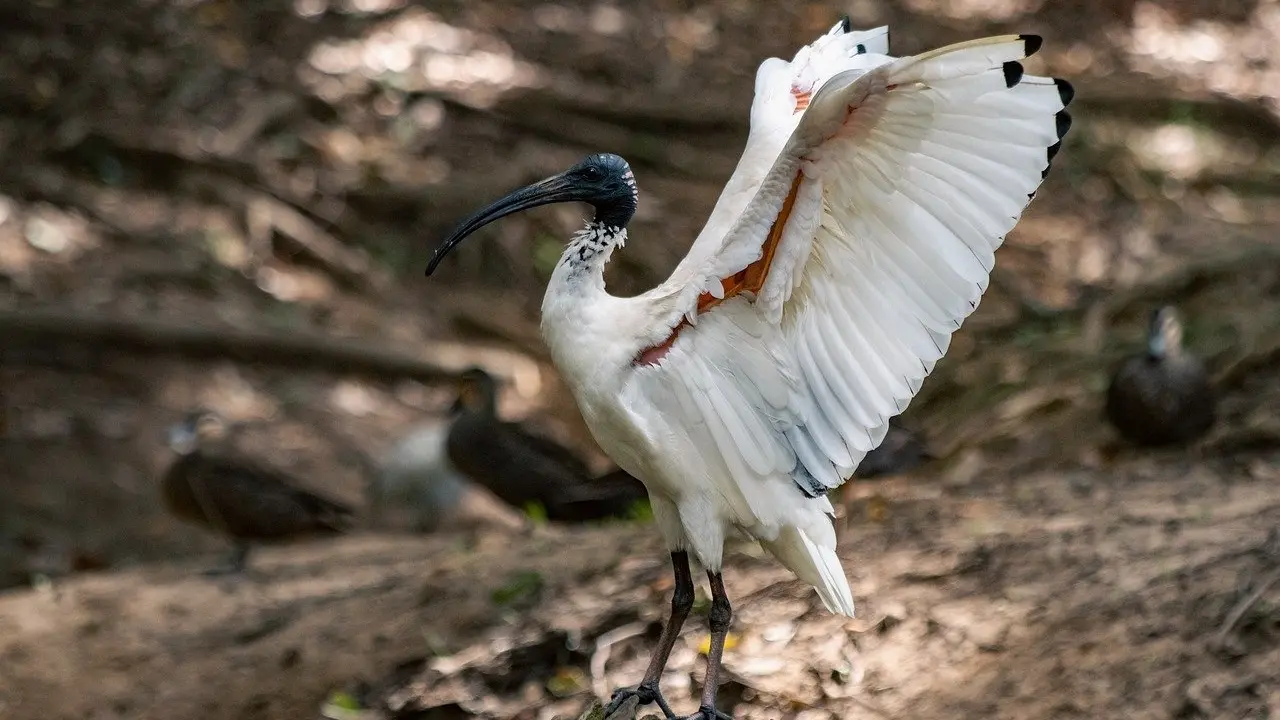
[425,172,578,276]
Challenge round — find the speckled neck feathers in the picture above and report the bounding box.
[561,221,627,275]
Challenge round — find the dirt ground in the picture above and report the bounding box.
[2,0,1280,718]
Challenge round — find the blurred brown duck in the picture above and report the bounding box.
[1105,306,1216,447]
[853,418,934,479]
[446,367,649,523]
[162,410,353,574]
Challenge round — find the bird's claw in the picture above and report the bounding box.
[604,683,676,719]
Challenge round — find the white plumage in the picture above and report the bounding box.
[427,19,1072,716]
[540,23,1069,616]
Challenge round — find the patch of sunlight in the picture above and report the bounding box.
[205,228,249,270]
[362,30,415,75]
[902,0,1042,22]
[1058,43,1097,76]
[293,0,326,19]
[534,4,580,33]
[590,4,626,36]
[1127,1,1280,101]
[200,365,280,421]
[534,2,627,35]
[1142,124,1203,178]
[329,379,383,418]
[304,9,545,108]
[1129,121,1255,181]
[1131,2,1225,63]
[255,265,335,304]
[340,0,406,15]
[0,197,36,279]
[664,9,719,64]
[409,98,445,132]
[1204,189,1252,225]
[20,204,99,260]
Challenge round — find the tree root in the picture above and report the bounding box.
[0,308,539,384]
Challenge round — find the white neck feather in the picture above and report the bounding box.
[539,222,629,387]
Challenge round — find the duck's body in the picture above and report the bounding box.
[551,468,650,522]
[163,451,351,541]
[446,367,648,523]
[1106,307,1215,447]
[162,411,352,573]
[853,419,933,479]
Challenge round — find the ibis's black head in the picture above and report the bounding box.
[1147,305,1184,360]
[426,153,637,276]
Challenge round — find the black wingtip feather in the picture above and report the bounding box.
[1055,110,1072,139]
[1054,78,1075,106]
[1046,140,1063,163]
[1002,61,1024,88]
[839,15,852,33]
[1020,34,1043,56]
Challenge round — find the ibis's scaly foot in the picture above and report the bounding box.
[604,683,676,719]
[602,551,695,719]
[685,572,734,720]
[677,706,732,720]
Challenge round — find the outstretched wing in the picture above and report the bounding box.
[674,20,893,285]
[632,34,1072,506]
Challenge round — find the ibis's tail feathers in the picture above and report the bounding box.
[762,525,855,617]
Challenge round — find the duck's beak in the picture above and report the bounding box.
[166,422,198,454]
[1147,306,1178,359]
[425,171,579,276]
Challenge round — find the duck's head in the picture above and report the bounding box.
[451,367,499,416]
[166,409,228,455]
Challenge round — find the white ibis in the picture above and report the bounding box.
[1105,306,1216,446]
[426,19,1072,719]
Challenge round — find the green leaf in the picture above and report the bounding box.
[624,499,654,522]
[523,501,549,525]
[492,570,545,607]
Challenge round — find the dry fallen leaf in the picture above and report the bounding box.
[697,632,739,655]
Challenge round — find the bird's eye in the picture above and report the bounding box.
[581,166,603,181]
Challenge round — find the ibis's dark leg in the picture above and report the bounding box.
[604,550,694,719]
[204,543,251,576]
[684,571,733,720]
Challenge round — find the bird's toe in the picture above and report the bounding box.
[604,683,675,719]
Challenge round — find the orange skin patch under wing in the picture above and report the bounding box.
[634,172,806,367]
[792,89,811,114]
